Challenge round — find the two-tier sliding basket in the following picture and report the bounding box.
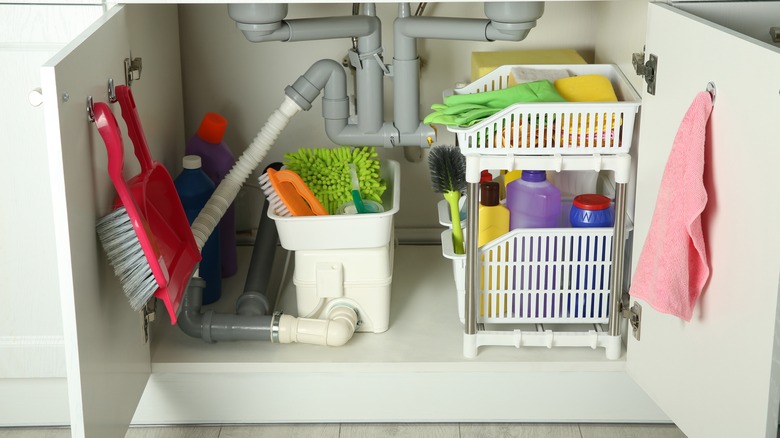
[441,64,641,359]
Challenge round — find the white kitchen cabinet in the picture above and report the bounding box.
[37,1,780,438]
[0,2,105,427]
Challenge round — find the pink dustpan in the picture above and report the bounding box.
[112,86,200,324]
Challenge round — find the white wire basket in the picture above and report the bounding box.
[445,64,641,156]
[442,225,615,325]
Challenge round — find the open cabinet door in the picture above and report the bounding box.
[628,3,780,437]
[41,5,184,437]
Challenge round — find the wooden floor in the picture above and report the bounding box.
[0,423,687,438]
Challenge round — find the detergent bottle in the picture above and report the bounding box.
[478,181,509,247]
[174,155,221,304]
[505,170,561,229]
[185,112,237,277]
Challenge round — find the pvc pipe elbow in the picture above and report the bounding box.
[485,23,534,42]
[228,4,289,41]
[276,307,358,346]
[326,306,359,345]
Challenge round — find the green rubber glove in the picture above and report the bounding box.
[430,103,488,115]
[444,80,566,108]
[424,106,500,126]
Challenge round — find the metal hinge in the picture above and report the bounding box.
[142,300,155,343]
[623,302,642,341]
[632,51,657,95]
[771,27,780,43]
[125,57,143,86]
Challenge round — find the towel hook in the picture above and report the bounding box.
[706,82,716,103]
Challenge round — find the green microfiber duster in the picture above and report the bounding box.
[283,146,386,215]
[428,145,467,255]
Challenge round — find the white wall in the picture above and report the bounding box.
[177,2,603,234]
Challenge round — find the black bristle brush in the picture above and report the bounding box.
[428,145,467,254]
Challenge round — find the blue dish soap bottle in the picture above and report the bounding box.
[174,155,221,304]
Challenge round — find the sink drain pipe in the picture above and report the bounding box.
[179,194,358,346]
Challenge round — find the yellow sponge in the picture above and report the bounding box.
[554,74,618,102]
[471,49,586,82]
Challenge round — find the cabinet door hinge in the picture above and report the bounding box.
[632,51,657,95]
[622,301,642,341]
[770,27,780,43]
[125,57,143,86]
[142,300,155,343]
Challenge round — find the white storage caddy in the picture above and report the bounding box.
[268,160,400,333]
[441,198,625,325]
[449,64,640,155]
[443,64,640,359]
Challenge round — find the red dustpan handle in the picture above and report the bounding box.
[116,85,154,173]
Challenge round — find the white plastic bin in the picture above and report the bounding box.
[267,159,400,334]
[294,240,394,333]
[268,159,400,251]
[446,64,641,155]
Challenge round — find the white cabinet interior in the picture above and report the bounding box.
[27,1,780,437]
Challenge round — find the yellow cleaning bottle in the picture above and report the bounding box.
[500,169,523,200]
[478,181,510,247]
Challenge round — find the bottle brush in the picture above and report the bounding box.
[428,145,467,254]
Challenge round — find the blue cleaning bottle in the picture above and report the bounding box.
[185,113,237,278]
[174,155,221,304]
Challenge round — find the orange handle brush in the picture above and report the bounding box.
[259,168,327,217]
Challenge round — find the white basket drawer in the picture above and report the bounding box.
[445,64,641,156]
[442,227,615,324]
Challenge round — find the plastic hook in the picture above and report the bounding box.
[552,154,563,173]
[592,153,602,173]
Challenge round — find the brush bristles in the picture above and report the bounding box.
[259,172,291,217]
[428,145,467,194]
[95,207,159,311]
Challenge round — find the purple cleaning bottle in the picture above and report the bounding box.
[185,113,237,277]
[506,170,561,229]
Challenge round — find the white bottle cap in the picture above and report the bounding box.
[182,155,202,170]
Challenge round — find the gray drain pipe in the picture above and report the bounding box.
[228,4,401,147]
[284,58,398,147]
[393,2,545,142]
[228,2,544,149]
[179,184,358,346]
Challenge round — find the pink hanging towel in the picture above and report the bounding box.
[629,91,713,321]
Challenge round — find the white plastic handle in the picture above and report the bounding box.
[28,88,43,107]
